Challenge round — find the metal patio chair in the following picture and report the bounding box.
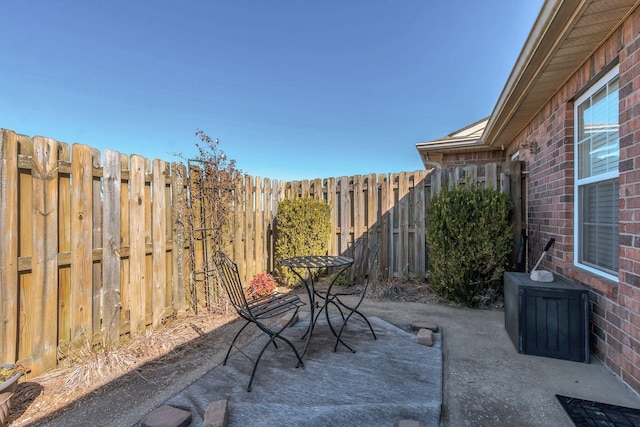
[213,251,306,391]
[324,236,380,352]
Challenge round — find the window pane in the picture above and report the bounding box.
[578,139,590,179]
[578,102,588,142]
[591,131,608,175]
[577,77,619,179]
[579,179,619,274]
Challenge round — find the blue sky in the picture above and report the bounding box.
[1,1,544,181]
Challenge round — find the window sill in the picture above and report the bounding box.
[563,264,619,299]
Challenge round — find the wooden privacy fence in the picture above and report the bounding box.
[0,130,194,376]
[0,127,521,376]
[279,161,522,281]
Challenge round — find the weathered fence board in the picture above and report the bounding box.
[70,143,93,346]
[58,143,72,349]
[119,154,131,334]
[129,155,146,335]
[31,136,59,373]
[103,150,121,344]
[0,130,19,364]
[152,159,167,326]
[171,162,187,314]
[91,147,103,344]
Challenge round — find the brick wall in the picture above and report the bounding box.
[440,149,504,166]
[615,7,640,392]
[436,7,640,394]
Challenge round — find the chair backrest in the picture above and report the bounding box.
[213,251,249,313]
[347,236,380,286]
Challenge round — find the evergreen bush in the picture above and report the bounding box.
[426,185,513,307]
[274,197,332,287]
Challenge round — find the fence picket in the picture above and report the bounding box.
[144,159,152,325]
[244,175,255,281]
[353,175,364,241]
[0,130,19,363]
[92,148,103,343]
[70,143,93,345]
[119,154,131,334]
[129,155,146,335]
[378,173,391,279]
[57,142,72,349]
[325,177,337,255]
[31,136,59,373]
[366,174,377,242]
[172,162,187,313]
[103,150,121,343]
[413,171,427,279]
[233,173,245,279]
[338,176,350,254]
[255,176,264,277]
[152,159,167,326]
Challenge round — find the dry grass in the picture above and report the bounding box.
[8,311,235,426]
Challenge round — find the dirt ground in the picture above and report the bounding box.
[6,280,493,426]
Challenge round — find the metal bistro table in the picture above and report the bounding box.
[280,255,353,358]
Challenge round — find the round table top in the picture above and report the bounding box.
[280,255,353,269]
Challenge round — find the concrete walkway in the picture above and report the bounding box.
[355,297,640,426]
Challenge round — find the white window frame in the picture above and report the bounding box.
[573,65,619,281]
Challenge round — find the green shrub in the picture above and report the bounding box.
[274,197,332,287]
[426,185,513,307]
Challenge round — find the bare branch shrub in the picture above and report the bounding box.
[185,130,240,312]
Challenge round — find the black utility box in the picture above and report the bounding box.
[504,272,590,363]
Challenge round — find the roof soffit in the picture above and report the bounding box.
[483,0,638,149]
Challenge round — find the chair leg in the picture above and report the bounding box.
[269,308,305,368]
[355,309,377,340]
[247,335,278,392]
[333,311,356,353]
[224,320,251,365]
[326,298,356,353]
[331,297,377,352]
[246,311,305,391]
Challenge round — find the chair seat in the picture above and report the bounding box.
[244,292,306,319]
[327,284,364,297]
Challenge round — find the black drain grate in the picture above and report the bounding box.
[556,395,640,426]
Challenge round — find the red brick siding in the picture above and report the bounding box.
[440,150,504,166]
[435,7,640,393]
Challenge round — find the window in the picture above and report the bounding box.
[574,66,619,280]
